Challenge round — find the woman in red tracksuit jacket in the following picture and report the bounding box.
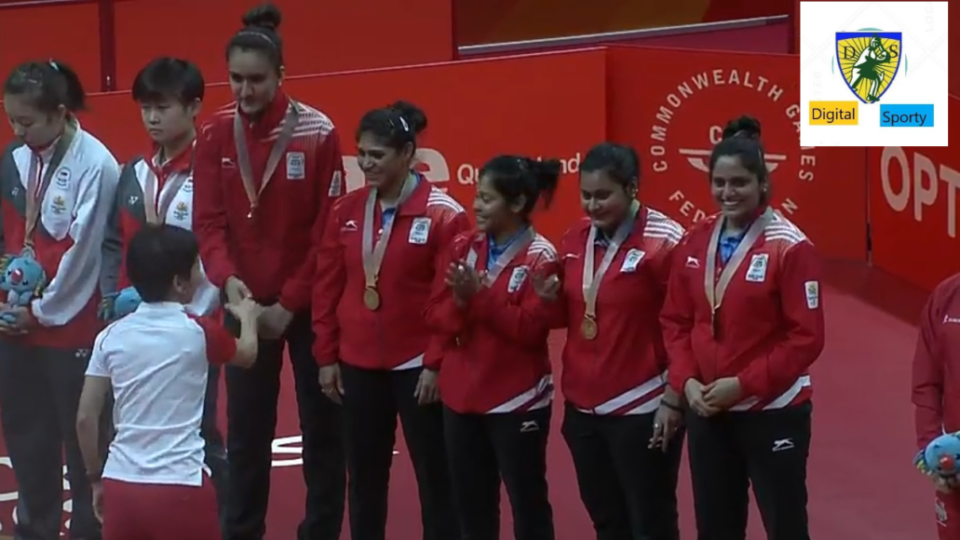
[424,155,561,540]
[0,59,120,540]
[312,101,467,540]
[537,142,686,540]
[192,4,345,539]
[913,274,960,539]
[660,117,824,540]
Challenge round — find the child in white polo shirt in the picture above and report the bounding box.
[76,223,261,539]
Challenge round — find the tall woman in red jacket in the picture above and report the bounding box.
[660,117,824,540]
[313,101,467,540]
[425,155,560,540]
[192,4,345,539]
[912,274,960,539]
[0,59,120,539]
[543,142,686,540]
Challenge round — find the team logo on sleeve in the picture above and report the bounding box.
[286,152,305,180]
[804,281,820,309]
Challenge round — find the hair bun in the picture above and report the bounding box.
[722,115,761,140]
[241,3,282,31]
[388,101,428,135]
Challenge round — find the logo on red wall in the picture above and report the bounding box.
[644,68,816,226]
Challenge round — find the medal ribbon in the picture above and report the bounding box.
[581,200,640,322]
[142,149,193,225]
[465,228,535,286]
[232,102,299,217]
[24,121,77,250]
[703,207,774,321]
[361,174,418,291]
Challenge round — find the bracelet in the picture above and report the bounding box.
[661,400,684,412]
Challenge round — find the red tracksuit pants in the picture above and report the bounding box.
[936,491,960,539]
[102,477,220,539]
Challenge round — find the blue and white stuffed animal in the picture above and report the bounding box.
[113,287,142,319]
[916,432,960,479]
[0,254,46,324]
[100,286,142,321]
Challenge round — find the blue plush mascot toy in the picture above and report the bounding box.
[100,286,143,321]
[113,287,142,319]
[916,432,960,479]
[0,254,47,324]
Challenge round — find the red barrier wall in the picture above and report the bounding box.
[868,94,960,292]
[605,46,867,261]
[0,1,103,94]
[0,0,454,92]
[112,0,454,89]
[455,0,792,45]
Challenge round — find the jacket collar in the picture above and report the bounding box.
[238,92,290,138]
[396,173,432,217]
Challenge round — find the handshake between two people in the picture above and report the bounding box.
[224,276,292,340]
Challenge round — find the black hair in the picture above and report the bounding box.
[126,224,199,303]
[581,142,640,188]
[709,115,769,201]
[226,3,284,73]
[132,57,205,105]
[479,155,562,220]
[356,101,427,154]
[3,59,85,114]
[721,115,762,140]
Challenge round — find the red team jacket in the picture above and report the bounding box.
[662,210,824,410]
[312,179,470,370]
[193,94,343,312]
[912,274,960,449]
[423,229,558,415]
[555,207,684,414]
[0,125,120,347]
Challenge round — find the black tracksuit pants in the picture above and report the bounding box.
[0,340,102,540]
[200,363,229,529]
[339,362,459,540]
[443,405,555,540]
[224,312,345,540]
[561,404,683,540]
[686,402,813,540]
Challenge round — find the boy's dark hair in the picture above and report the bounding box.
[479,155,562,220]
[3,59,85,114]
[126,224,199,303]
[581,142,641,188]
[226,3,284,73]
[131,57,205,104]
[356,100,427,153]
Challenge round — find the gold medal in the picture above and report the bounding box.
[580,316,598,340]
[363,287,381,311]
